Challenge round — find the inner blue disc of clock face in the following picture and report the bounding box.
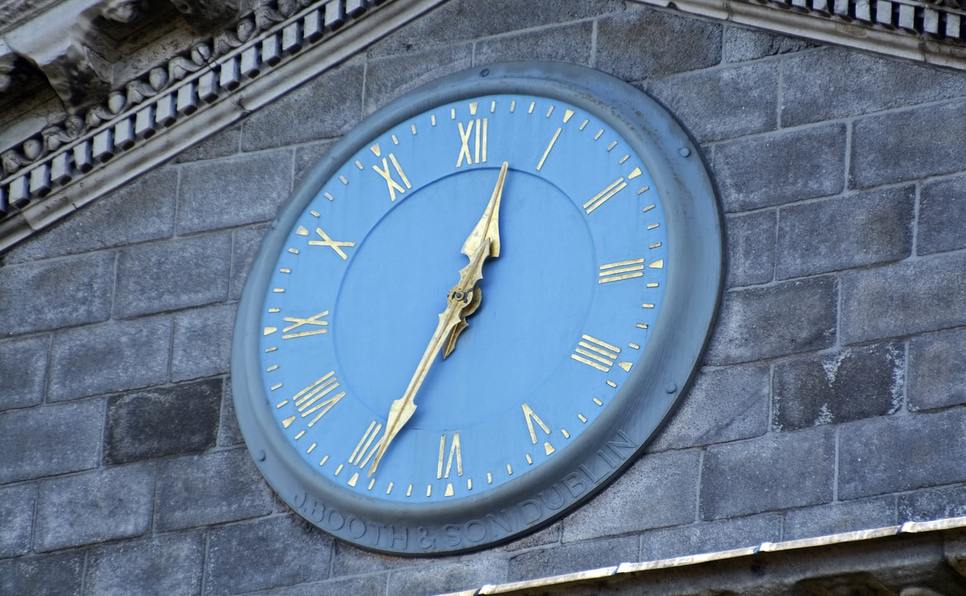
[257,94,668,503]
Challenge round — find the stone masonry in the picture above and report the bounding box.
[2,1,966,594]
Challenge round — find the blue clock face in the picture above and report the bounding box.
[256,93,668,503]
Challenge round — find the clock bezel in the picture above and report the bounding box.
[232,62,723,556]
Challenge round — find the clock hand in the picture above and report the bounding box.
[368,161,509,477]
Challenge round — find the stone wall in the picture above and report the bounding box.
[2,1,966,594]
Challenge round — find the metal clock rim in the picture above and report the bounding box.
[232,61,724,556]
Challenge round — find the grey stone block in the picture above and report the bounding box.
[908,327,966,411]
[331,540,435,578]
[175,125,240,163]
[35,463,155,551]
[781,48,966,126]
[500,520,563,553]
[0,552,84,596]
[722,26,814,63]
[773,342,904,432]
[387,558,508,596]
[639,513,781,560]
[4,168,177,264]
[776,186,914,279]
[649,364,770,451]
[365,45,472,114]
[474,21,593,66]
[0,399,104,483]
[0,335,47,410]
[204,515,333,596]
[219,377,243,446]
[230,224,270,300]
[294,140,336,187]
[257,575,388,596]
[86,533,205,596]
[700,428,835,520]
[841,252,966,344]
[712,124,846,212]
[838,408,966,499]
[242,63,362,151]
[156,448,274,530]
[724,210,775,288]
[562,449,700,542]
[0,484,36,558]
[0,252,114,337]
[919,173,966,255]
[897,484,966,522]
[114,233,231,318]
[596,9,721,81]
[177,150,292,235]
[105,378,222,464]
[507,535,637,581]
[783,496,896,540]
[851,99,966,188]
[171,304,235,381]
[706,276,837,365]
[646,62,777,143]
[48,317,171,402]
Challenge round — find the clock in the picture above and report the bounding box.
[232,62,722,555]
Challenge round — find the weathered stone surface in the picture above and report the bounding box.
[507,535,638,581]
[105,378,221,464]
[171,304,234,381]
[177,150,292,235]
[722,26,814,62]
[908,327,966,411]
[114,233,231,318]
[331,540,435,578]
[0,252,114,337]
[781,48,966,126]
[218,377,243,447]
[156,448,274,530]
[175,125,240,163]
[0,334,47,410]
[35,463,155,551]
[387,558,507,596]
[204,515,333,596]
[706,276,837,365]
[772,342,904,432]
[851,99,966,188]
[0,552,84,596]
[48,317,171,401]
[0,484,36,558]
[841,251,966,344]
[649,364,770,451]
[897,484,966,522]
[293,139,336,187]
[639,514,781,560]
[230,224,270,300]
[919,174,966,256]
[242,63,363,150]
[500,521,563,554]
[562,449,700,542]
[474,21,592,66]
[700,428,835,519]
[724,210,775,288]
[365,45,472,113]
[712,124,846,212]
[838,408,966,499]
[86,533,205,596]
[0,399,104,483]
[646,61,777,142]
[258,576,388,596]
[4,168,177,263]
[783,496,896,539]
[596,9,721,81]
[776,186,914,279]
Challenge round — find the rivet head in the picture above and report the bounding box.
[678,147,691,157]
[480,68,490,77]
[665,384,677,394]
[256,449,266,462]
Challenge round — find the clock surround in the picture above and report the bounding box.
[231,62,723,555]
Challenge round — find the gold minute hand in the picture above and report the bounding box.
[368,162,509,477]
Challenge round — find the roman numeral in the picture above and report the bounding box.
[521,403,556,456]
[348,419,384,469]
[294,372,345,427]
[372,153,411,201]
[583,177,628,214]
[436,432,463,479]
[307,225,354,260]
[598,258,644,284]
[280,310,329,339]
[571,334,621,372]
[456,118,488,167]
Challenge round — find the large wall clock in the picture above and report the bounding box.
[232,62,722,555]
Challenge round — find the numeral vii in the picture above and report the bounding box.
[456,118,488,167]
[570,334,621,372]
